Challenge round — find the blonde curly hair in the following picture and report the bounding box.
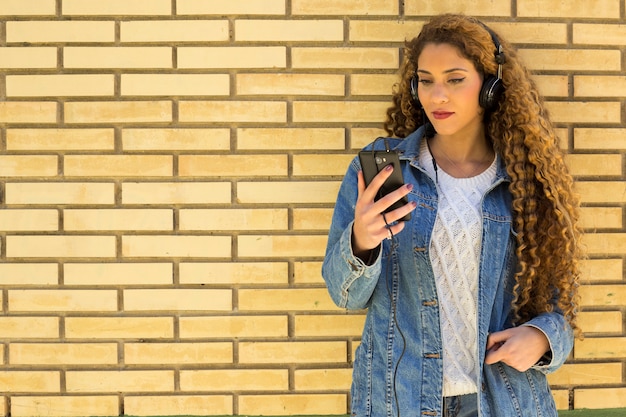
[385,14,583,337]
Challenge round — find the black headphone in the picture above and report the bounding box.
[410,22,506,112]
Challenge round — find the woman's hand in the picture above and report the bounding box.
[484,326,550,372]
[352,166,416,261]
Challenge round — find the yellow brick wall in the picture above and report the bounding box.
[0,0,624,416]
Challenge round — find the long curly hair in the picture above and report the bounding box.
[385,14,583,337]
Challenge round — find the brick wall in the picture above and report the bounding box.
[0,0,624,416]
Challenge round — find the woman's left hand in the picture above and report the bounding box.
[484,326,550,372]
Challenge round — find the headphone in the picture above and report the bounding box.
[410,22,506,112]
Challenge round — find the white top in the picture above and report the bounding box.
[420,140,498,396]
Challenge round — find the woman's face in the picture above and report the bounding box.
[416,42,484,139]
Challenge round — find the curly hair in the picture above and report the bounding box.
[385,14,583,337]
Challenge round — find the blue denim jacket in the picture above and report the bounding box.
[322,126,573,417]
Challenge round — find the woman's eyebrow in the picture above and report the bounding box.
[416,68,470,75]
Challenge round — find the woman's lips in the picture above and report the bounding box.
[432,111,454,120]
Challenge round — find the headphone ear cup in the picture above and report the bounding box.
[479,75,504,110]
[410,75,420,105]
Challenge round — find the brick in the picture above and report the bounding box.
[349,20,425,42]
[292,47,398,69]
[552,390,569,411]
[6,236,116,258]
[489,23,567,44]
[0,209,58,231]
[0,372,60,393]
[547,363,622,385]
[121,20,228,42]
[238,235,328,258]
[0,47,56,68]
[64,47,171,69]
[237,73,345,96]
[179,209,288,231]
[122,235,231,258]
[10,343,117,365]
[11,396,118,417]
[179,155,287,177]
[64,209,173,231]
[179,262,288,285]
[62,0,171,16]
[176,0,285,15]
[123,128,230,151]
[239,394,347,415]
[575,75,626,97]
[64,101,172,124]
[294,261,325,284]
[124,395,232,416]
[64,263,173,286]
[0,317,59,339]
[517,0,620,18]
[574,23,626,45]
[294,368,352,390]
[180,369,288,391]
[9,289,117,312]
[0,263,57,285]
[0,0,55,16]
[121,74,229,96]
[64,317,173,339]
[64,155,173,177]
[6,21,114,43]
[577,181,626,204]
[520,49,621,72]
[293,154,354,176]
[122,182,231,205]
[0,102,57,124]
[566,154,622,177]
[7,129,115,151]
[293,101,390,123]
[580,207,622,230]
[178,47,286,69]
[351,74,398,96]
[351,127,387,149]
[179,316,289,339]
[575,388,626,409]
[580,284,626,306]
[239,341,347,364]
[124,342,232,364]
[0,155,57,177]
[293,208,333,231]
[237,181,340,204]
[237,128,345,151]
[236,20,343,41]
[575,337,626,359]
[404,0,510,16]
[295,314,366,337]
[575,128,626,150]
[545,102,621,124]
[124,289,232,311]
[179,101,286,123]
[66,371,174,393]
[239,289,339,311]
[580,259,623,282]
[583,234,626,256]
[5,182,114,205]
[578,311,622,334]
[292,0,397,15]
[533,75,569,97]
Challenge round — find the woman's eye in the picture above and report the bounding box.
[418,79,432,85]
[449,77,466,84]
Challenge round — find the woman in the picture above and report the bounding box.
[322,14,582,417]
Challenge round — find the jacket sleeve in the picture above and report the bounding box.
[321,156,382,310]
[523,311,574,374]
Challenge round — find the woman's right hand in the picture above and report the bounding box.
[352,165,416,261]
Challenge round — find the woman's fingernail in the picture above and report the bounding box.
[406,183,413,191]
[385,164,393,171]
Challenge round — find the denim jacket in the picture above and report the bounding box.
[322,126,573,417]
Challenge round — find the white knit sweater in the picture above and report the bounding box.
[420,141,498,396]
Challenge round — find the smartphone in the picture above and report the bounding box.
[358,149,411,221]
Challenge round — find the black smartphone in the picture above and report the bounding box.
[358,149,411,221]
